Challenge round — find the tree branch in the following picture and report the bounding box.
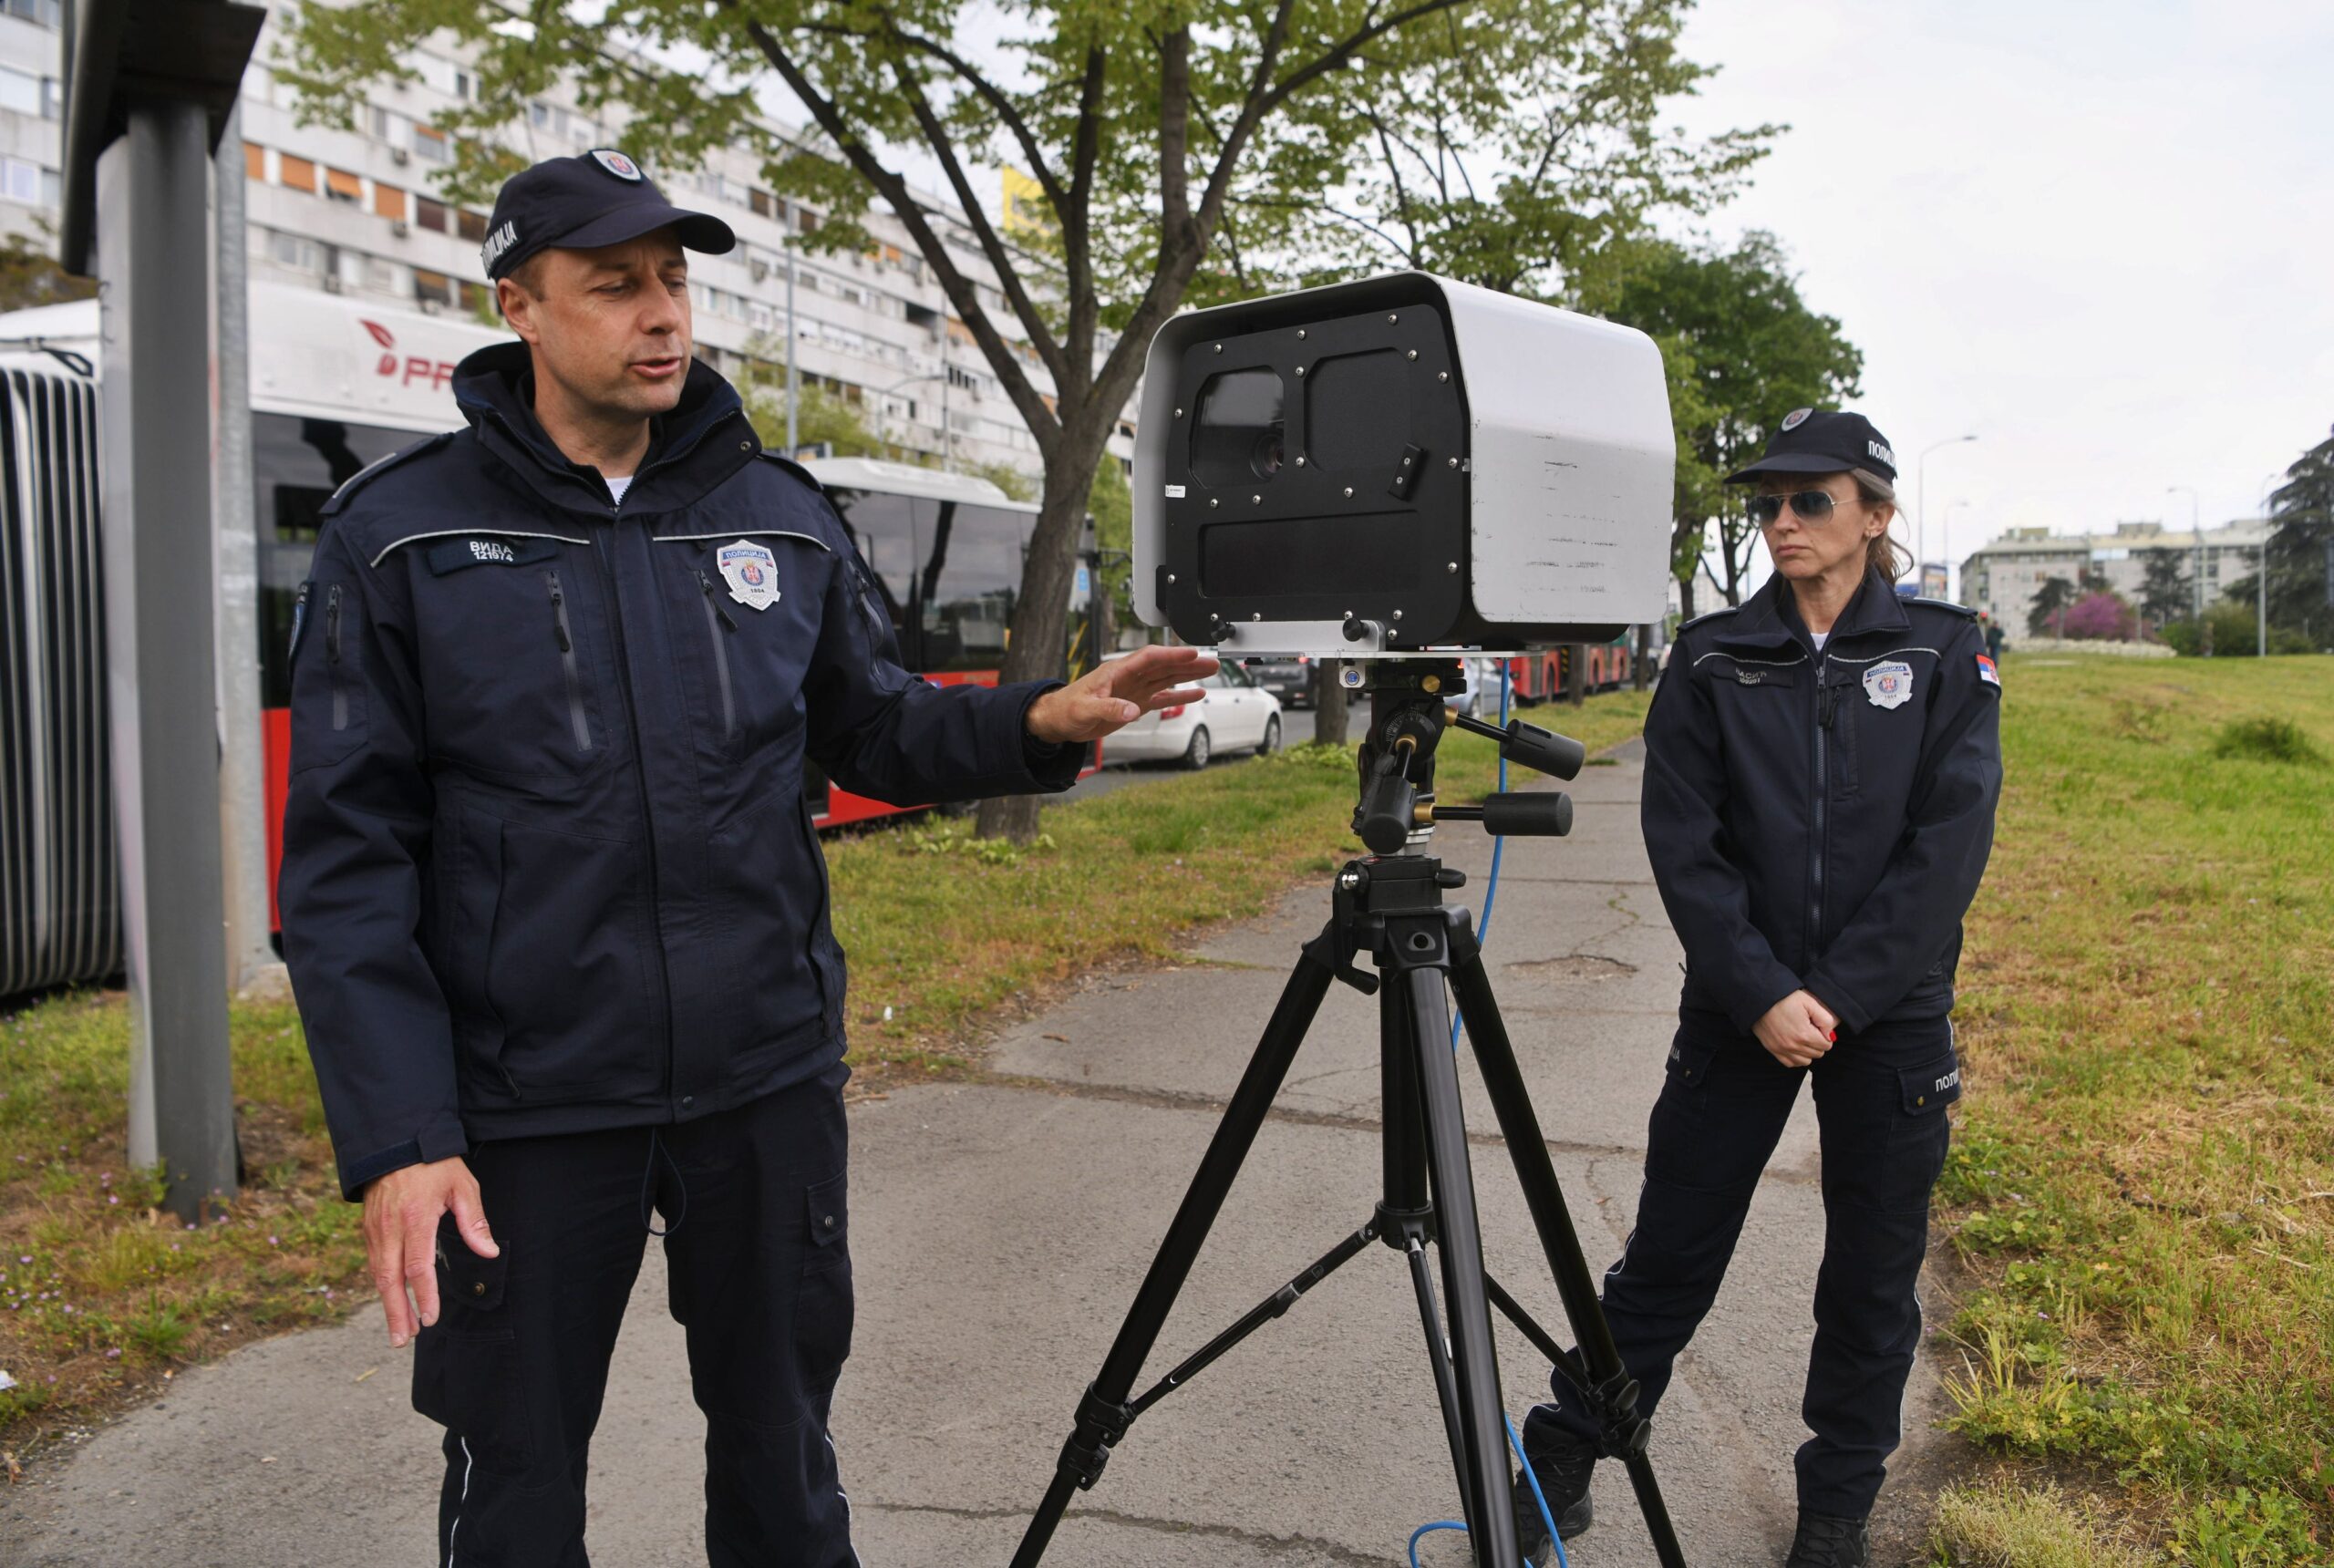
[890,65,1070,385]
[726,7,1061,458]
[1062,46,1107,395]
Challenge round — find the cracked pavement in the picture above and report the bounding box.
[2,740,1950,1565]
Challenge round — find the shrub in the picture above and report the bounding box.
[2210,716,2325,765]
[2060,591,2138,641]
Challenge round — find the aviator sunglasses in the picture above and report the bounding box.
[1747,490,1845,525]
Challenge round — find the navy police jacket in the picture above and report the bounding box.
[1644,572,2002,1038]
[280,344,1079,1198]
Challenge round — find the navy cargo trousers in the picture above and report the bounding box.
[411,1067,856,1566]
[1525,1016,1960,1519]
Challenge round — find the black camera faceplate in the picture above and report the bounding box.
[1156,297,1469,647]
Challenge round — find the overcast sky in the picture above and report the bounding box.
[1664,0,2333,577]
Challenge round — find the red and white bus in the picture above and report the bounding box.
[0,285,1093,967]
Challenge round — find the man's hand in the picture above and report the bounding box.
[1025,645,1219,745]
[363,1157,497,1348]
[1753,989,1839,1069]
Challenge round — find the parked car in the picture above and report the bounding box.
[1244,655,1316,709]
[1442,656,1501,720]
[1100,657,1285,769]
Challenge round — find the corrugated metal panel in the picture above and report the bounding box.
[1,359,120,996]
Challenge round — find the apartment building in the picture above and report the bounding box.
[1959,518,2273,631]
[0,5,1121,482]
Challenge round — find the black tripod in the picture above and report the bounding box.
[1011,661,1688,1568]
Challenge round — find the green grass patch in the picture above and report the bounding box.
[1936,655,2334,1556]
[1931,1478,2158,1567]
[0,687,1651,1456]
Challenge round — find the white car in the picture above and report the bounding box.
[1099,655,1285,769]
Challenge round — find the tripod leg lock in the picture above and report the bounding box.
[1058,1383,1137,1491]
[1587,1368,1653,1460]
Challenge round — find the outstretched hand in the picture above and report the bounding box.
[1026,645,1219,745]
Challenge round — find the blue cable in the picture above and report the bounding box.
[1412,664,1572,1568]
[1401,1415,1569,1567]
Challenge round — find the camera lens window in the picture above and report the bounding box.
[1304,349,1410,475]
[1190,367,1286,489]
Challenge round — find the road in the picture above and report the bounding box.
[1,740,1955,1566]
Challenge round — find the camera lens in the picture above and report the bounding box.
[1190,367,1286,490]
[1250,428,1285,480]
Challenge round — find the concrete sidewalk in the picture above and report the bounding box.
[1,745,1953,1566]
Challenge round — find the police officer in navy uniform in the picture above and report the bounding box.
[1510,411,2002,1566]
[277,150,1213,1566]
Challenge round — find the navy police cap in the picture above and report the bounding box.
[480,149,735,282]
[1724,407,1897,486]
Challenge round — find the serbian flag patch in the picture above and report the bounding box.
[1975,654,2000,687]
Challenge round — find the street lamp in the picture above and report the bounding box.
[1916,436,1978,583]
[873,361,955,472]
[1940,500,1971,599]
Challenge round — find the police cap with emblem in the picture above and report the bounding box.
[480,149,736,282]
[1724,407,1898,487]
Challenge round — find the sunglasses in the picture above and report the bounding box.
[1748,490,1843,525]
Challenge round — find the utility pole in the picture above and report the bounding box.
[784,236,799,458]
[213,97,274,994]
[65,0,267,1220]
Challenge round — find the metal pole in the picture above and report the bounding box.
[100,99,238,1220]
[1916,435,1977,586]
[784,238,799,459]
[212,97,273,993]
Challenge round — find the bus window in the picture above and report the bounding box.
[917,502,1024,673]
[253,411,421,707]
[824,487,919,665]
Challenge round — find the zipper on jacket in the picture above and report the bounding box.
[325,583,348,731]
[693,568,738,741]
[1809,653,1833,961]
[544,571,594,753]
[590,509,680,1110]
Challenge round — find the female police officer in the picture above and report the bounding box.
[1512,410,2002,1567]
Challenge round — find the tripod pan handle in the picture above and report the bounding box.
[1480,791,1573,838]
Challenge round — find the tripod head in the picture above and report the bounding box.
[1349,658,1586,855]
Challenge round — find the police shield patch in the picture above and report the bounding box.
[718,540,780,611]
[1863,660,1915,709]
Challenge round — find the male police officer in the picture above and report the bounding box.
[279,150,1212,1565]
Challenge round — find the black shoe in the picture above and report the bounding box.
[1510,1435,1595,1563]
[1784,1511,1872,1568]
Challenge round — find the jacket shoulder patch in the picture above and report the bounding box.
[1678,605,1740,634]
[321,431,457,519]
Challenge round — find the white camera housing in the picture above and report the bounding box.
[1131,273,1674,655]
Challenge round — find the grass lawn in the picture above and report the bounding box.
[1933,655,2334,1564]
[0,688,1650,1460]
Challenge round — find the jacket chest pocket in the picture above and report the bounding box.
[662,536,826,764]
[408,534,607,781]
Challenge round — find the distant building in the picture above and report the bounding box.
[1959,519,2272,633]
[0,6,1130,484]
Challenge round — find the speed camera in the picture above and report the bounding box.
[1131,273,1674,655]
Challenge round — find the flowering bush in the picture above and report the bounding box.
[2057,591,2137,641]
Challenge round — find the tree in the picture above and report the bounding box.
[2135,546,2189,631]
[2027,574,2076,637]
[2256,427,2334,645]
[0,225,95,313]
[1596,233,1864,608]
[279,0,1761,840]
[2059,590,2134,642]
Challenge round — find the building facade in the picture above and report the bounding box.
[1959,518,2272,633]
[0,6,1121,484]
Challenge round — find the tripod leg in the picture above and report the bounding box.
[1403,1233,1477,1504]
[1396,942,1525,1568]
[1448,933,1691,1568]
[1011,945,1337,1568]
